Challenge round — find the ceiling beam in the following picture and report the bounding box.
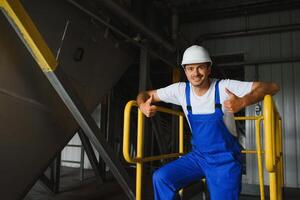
[179,0,300,23]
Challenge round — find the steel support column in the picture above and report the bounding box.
[50,153,61,193]
[39,174,55,194]
[78,129,105,183]
[0,1,134,199]
[139,48,149,92]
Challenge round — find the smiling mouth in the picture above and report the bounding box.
[193,77,202,81]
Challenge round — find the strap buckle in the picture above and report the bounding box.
[215,103,222,109]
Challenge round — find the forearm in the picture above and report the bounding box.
[241,82,280,107]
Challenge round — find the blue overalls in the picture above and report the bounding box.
[153,81,242,200]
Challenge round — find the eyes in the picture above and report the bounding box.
[185,65,207,72]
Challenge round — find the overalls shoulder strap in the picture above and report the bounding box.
[214,80,222,110]
[185,82,192,115]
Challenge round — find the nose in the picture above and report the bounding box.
[192,68,201,76]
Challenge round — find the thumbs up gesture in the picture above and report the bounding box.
[223,88,245,113]
[139,95,157,117]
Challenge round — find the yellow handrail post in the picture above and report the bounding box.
[255,118,265,200]
[270,172,278,200]
[279,119,284,200]
[136,109,144,200]
[264,95,275,172]
[276,116,283,200]
[263,95,284,200]
[272,103,276,174]
[179,115,184,154]
[271,101,278,200]
[123,101,137,164]
[178,115,184,197]
[264,95,276,200]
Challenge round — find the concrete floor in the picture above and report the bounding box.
[24,167,300,200]
[24,167,127,200]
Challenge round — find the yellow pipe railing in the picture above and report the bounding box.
[236,116,265,200]
[263,95,284,200]
[123,95,283,200]
[123,100,185,200]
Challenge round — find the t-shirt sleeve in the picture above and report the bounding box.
[221,79,253,98]
[156,82,183,105]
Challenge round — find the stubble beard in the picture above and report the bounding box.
[191,76,208,88]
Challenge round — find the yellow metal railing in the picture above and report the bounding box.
[123,100,185,200]
[123,95,283,200]
[263,95,284,200]
[236,116,266,200]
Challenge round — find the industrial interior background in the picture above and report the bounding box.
[0,0,299,199]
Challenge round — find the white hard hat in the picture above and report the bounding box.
[181,45,212,67]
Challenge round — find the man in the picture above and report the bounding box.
[136,45,279,200]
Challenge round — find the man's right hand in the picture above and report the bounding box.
[139,95,157,117]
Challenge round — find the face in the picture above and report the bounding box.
[184,63,211,88]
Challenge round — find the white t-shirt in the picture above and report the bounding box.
[157,79,253,137]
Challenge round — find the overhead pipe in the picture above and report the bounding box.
[196,23,300,43]
[66,0,176,67]
[216,57,300,68]
[96,0,176,52]
[180,0,300,23]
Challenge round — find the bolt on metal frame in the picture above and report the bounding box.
[123,95,283,200]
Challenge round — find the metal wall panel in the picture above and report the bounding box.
[258,63,299,187]
[244,65,257,184]
[294,64,300,188]
[293,27,300,188]
[182,9,300,188]
[282,63,297,187]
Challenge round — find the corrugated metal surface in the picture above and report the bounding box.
[182,9,300,188]
[295,65,300,188]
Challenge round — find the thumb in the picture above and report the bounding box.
[146,94,153,104]
[225,88,235,98]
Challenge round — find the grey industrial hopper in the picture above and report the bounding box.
[0,0,134,199]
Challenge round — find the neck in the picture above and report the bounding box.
[192,79,211,96]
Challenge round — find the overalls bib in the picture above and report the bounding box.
[153,81,242,200]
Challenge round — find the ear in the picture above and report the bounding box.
[207,65,212,75]
[183,66,188,75]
